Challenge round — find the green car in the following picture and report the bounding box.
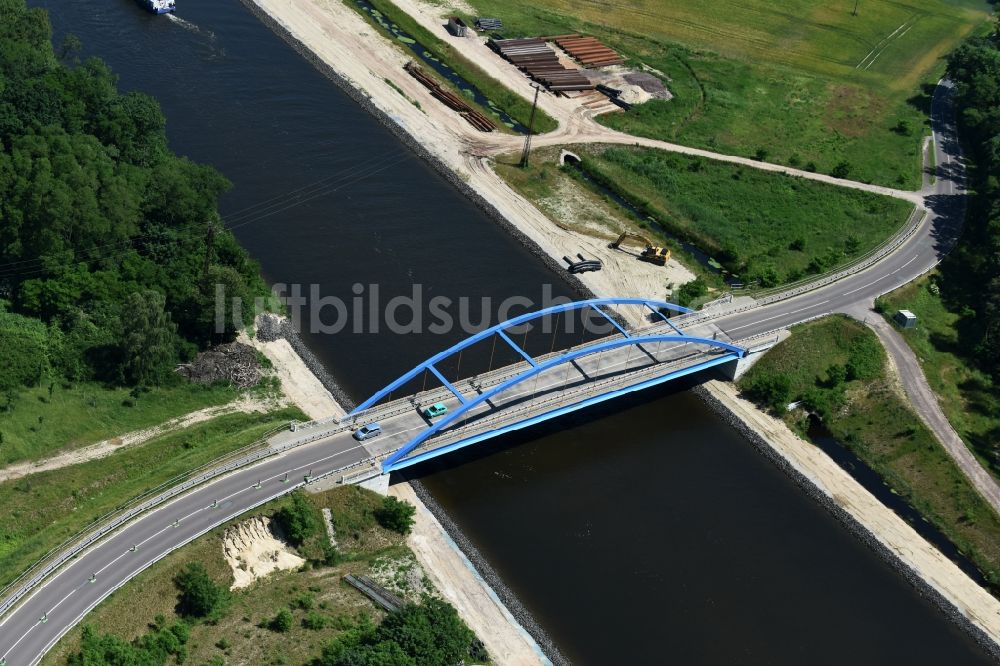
[422,402,448,418]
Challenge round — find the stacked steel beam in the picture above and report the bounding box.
[403,62,497,132]
[553,34,624,68]
[488,38,593,91]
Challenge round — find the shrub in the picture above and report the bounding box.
[174,563,230,620]
[830,161,852,179]
[845,336,884,382]
[316,598,475,666]
[274,492,320,545]
[303,611,328,630]
[675,278,708,308]
[825,364,848,387]
[375,497,416,535]
[742,372,792,413]
[270,609,294,633]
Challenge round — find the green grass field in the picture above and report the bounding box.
[462,0,993,187]
[740,316,1000,591]
[0,408,304,591]
[0,381,237,467]
[880,275,1000,479]
[42,487,434,666]
[536,144,913,286]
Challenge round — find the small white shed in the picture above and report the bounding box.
[894,309,917,329]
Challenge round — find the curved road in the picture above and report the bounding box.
[0,81,969,665]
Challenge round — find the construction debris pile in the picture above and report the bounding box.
[488,38,593,92]
[176,342,263,389]
[403,62,497,132]
[553,34,624,68]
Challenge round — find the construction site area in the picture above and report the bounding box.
[485,31,669,109]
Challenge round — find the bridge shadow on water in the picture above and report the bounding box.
[395,372,996,665]
[393,372,710,480]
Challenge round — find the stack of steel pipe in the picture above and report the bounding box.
[403,62,497,132]
[489,38,594,91]
[553,35,624,68]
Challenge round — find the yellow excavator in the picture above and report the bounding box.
[608,232,671,266]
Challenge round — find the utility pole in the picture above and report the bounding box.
[201,218,216,288]
[520,84,541,168]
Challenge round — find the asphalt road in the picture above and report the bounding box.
[0,81,967,664]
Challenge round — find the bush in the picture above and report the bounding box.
[845,336,885,381]
[274,492,320,545]
[374,497,416,535]
[318,542,344,567]
[69,623,190,666]
[742,372,792,413]
[303,611,328,631]
[830,161,852,179]
[174,562,230,620]
[292,593,314,610]
[0,312,50,392]
[825,363,848,387]
[316,598,476,666]
[270,608,294,633]
[675,278,708,308]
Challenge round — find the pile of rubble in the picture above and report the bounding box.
[177,341,263,389]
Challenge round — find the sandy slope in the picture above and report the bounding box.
[222,515,306,589]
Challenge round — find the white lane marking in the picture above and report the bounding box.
[46,589,76,615]
[842,275,888,296]
[892,254,918,273]
[728,301,829,332]
[2,619,39,658]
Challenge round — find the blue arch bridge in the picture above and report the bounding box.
[276,298,748,478]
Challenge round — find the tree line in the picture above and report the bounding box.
[944,26,1000,380]
[0,2,267,395]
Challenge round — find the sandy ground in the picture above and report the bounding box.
[704,379,1000,646]
[222,515,306,589]
[240,328,345,421]
[0,395,280,483]
[390,482,547,665]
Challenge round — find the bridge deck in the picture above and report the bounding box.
[280,317,741,473]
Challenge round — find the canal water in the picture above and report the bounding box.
[35,1,993,663]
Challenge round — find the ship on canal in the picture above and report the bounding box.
[136,0,175,14]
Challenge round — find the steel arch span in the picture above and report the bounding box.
[346,297,747,473]
[350,297,696,415]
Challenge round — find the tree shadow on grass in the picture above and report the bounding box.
[906,83,937,117]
